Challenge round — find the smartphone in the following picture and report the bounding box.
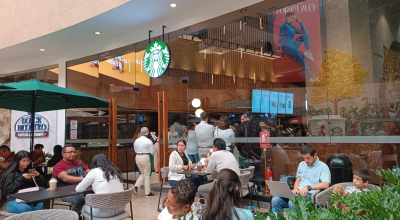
[28,169,35,173]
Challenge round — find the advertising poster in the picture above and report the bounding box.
[278,92,286,114]
[272,0,322,82]
[286,93,294,114]
[261,90,270,114]
[252,89,262,113]
[270,92,278,114]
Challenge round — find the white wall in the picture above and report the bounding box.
[10,110,57,154]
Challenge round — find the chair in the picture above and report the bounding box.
[51,199,72,210]
[314,182,381,208]
[82,188,133,220]
[158,167,172,212]
[4,209,78,220]
[238,171,253,206]
[0,211,16,217]
[240,166,260,208]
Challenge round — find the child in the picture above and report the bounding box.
[333,168,371,214]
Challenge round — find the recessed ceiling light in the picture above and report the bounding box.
[170,3,177,8]
[39,49,45,51]
[94,31,101,35]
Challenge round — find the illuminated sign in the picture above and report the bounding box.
[143,40,171,78]
[15,114,51,138]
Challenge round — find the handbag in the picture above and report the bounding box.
[65,160,86,178]
[15,176,39,203]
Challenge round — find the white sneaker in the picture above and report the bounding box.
[303,51,315,61]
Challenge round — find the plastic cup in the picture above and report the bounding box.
[49,178,57,191]
[197,164,202,171]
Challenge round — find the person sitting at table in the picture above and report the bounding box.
[47,145,63,167]
[0,150,46,213]
[0,145,16,173]
[201,169,253,220]
[198,138,240,200]
[156,179,198,220]
[31,144,45,166]
[169,139,200,190]
[76,153,125,219]
[53,146,89,214]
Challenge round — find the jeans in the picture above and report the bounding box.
[169,175,200,190]
[188,153,200,164]
[62,194,85,213]
[7,201,43,213]
[82,204,125,219]
[271,194,311,214]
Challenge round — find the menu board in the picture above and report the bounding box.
[252,90,262,113]
[286,93,294,114]
[278,92,286,114]
[270,91,278,114]
[261,90,270,114]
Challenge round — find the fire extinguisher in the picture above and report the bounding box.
[265,166,272,195]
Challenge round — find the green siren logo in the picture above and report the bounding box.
[143,40,171,78]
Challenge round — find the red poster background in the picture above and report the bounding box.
[272,0,322,82]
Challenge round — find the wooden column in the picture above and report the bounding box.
[157,91,168,182]
[158,92,163,182]
[108,98,117,165]
[162,91,168,169]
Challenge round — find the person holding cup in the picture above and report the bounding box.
[168,139,200,190]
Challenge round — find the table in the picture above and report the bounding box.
[178,170,211,185]
[9,185,93,209]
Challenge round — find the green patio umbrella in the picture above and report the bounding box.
[0,79,116,153]
[0,83,15,89]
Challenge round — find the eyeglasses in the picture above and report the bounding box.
[64,151,76,154]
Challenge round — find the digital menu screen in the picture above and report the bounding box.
[261,90,270,114]
[278,92,286,114]
[286,93,294,114]
[270,91,278,114]
[252,90,262,113]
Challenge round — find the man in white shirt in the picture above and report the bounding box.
[156,179,198,220]
[198,138,240,200]
[195,112,215,159]
[133,127,155,198]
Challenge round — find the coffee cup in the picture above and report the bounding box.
[49,178,57,191]
[197,164,202,171]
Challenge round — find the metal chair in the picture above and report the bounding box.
[240,166,260,208]
[158,167,172,212]
[238,171,253,206]
[82,188,133,220]
[4,209,78,220]
[51,199,72,210]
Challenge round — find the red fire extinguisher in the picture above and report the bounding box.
[265,166,272,195]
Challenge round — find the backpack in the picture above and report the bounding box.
[279,173,296,190]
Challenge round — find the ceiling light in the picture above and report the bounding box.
[94,31,101,35]
[191,98,201,108]
[170,3,177,7]
[39,49,45,51]
[195,109,204,118]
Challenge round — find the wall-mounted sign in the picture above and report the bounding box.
[70,130,77,140]
[70,120,78,130]
[143,40,171,78]
[15,114,50,138]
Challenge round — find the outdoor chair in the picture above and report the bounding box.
[239,171,254,207]
[51,199,72,210]
[4,209,78,220]
[82,188,133,220]
[158,167,172,212]
[314,182,381,208]
[240,166,260,208]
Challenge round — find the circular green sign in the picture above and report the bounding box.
[143,40,171,78]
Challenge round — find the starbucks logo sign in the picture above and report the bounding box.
[143,40,171,78]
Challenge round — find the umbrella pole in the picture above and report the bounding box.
[30,91,36,161]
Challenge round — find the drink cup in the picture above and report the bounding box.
[197,164,202,171]
[49,178,57,191]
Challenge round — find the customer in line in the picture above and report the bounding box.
[168,139,199,189]
[195,112,215,160]
[156,179,198,220]
[0,150,46,213]
[214,115,235,153]
[201,169,253,220]
[47,145,63,167]
[133,127,155,198]
[185,123,200,163]
[198,138,240,200]
[53,146,90,214]
[0,145,16,172]
[31,144,45,166]
[272,145,331,214]
[76,153,125,218]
